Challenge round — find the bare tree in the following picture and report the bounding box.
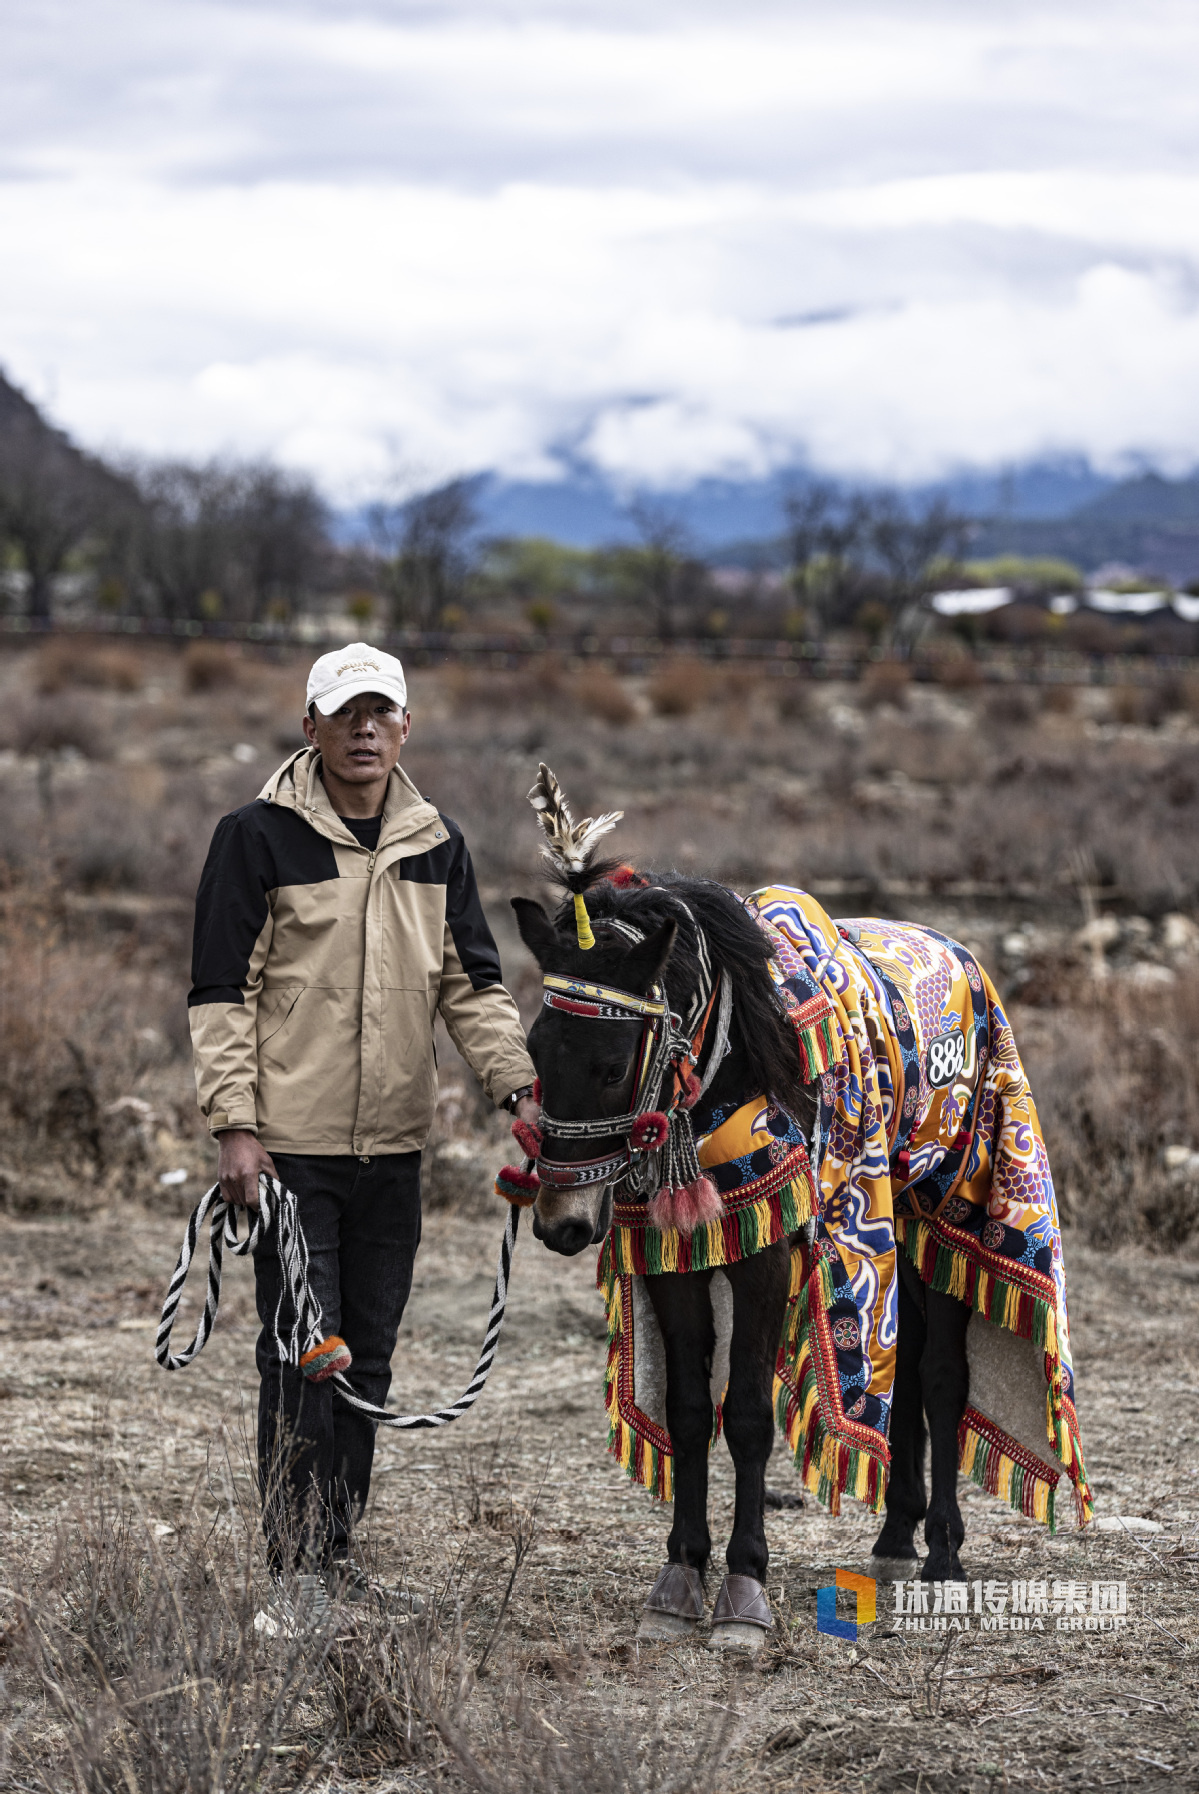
[0,385,111,619]
[370,478,480,630]
[870,493,967,640]
[783,481,874,630]
[628,500,691,641]
[235,465,328,620]
[130,460,327,621]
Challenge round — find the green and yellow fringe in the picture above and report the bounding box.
[898,1215,1093,1527]
[604,1153,817,1279]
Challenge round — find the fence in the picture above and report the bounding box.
[1,611,1195,686]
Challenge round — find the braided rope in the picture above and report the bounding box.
[157,1175,519,1430]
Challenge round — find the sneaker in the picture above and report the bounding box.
[324,1560,426,1616]
[324,1561,380,1607]
[256,1573,334,1639]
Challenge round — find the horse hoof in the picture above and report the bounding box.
[708,1621,768,1653]
[638,1562,705,1641]
[638,1610,699,1641]
[869,1553,920,1582]
[709,1574,772,1649]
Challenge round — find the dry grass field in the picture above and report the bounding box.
[1,638,1198,1790]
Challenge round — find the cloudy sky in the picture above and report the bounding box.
[3,0,1199,497]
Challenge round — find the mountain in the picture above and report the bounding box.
[470,458,1119,554]
[966,473,1199,582]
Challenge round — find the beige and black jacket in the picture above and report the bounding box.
[188,749,535,1155]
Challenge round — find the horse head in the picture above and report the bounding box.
[511,894,678,1255]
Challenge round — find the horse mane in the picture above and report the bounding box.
[547,868,812,1117]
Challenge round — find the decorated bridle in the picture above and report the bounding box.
[496,765,730,1226]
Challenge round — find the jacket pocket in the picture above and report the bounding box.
[257,985,303,1051]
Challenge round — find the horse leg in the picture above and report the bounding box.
[710,1239,790,1650]
[639,1268,716,1638]
[872,1259,927,1563]
[920,1286,971,1582]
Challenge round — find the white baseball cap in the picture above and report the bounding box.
[306,643,408,717]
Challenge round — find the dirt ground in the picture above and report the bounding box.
[1,1186,1196,1792]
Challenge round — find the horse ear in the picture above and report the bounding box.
[511,897,562,968]
[620,918,678,995]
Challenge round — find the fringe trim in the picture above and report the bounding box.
[899,1216,1093,1526]
[958,1407,1058,1531]
[792,999,839,1083]
[896,1216,1058,1355]
[602,1270,673,1500]
[599,1267,723,1501]
[773,1251,889,1516]
[606,1156,817,1277]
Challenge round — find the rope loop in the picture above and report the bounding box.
[157,1175,520,1430]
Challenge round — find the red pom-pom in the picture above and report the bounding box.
[630,1110,669,1151]
[681,1069,703,1109]
[495,1164,540,1206]
[607,863,647,889]
[532,1077,542,1104]
[512,1117,543,1157]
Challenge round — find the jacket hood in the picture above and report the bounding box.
[257,747,440,847]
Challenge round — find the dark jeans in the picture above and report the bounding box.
[254,1151,422,1571]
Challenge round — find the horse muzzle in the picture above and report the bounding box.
[532,1179,615,1256]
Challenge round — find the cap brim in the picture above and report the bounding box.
[312,679,407,716]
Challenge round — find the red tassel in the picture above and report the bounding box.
[630,1110,669,1151]
[512,1117,543,1157]
[687,1175,722,1225]
[647,1177,722,1233]
[681,1070,703,1110]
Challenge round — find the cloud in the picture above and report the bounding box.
[1,1,1198,494]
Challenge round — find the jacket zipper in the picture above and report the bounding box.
[367,851,376,873]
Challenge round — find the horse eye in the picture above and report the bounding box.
[604,1063,629,1086]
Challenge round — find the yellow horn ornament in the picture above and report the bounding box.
[573,891,596,951]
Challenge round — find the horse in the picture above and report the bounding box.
[511,871,980,1648]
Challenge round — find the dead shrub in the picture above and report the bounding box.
[182,639,242,692]
[0,692,104,758]
[1109,683,1150,726]
[932,653,982,691]
[861,660,913,707]
[776,675,813,722]
[36,639,145,695]
[573,666,636,725]
[1028,969,1199,1248]
[1041,682,1075,715]
[985,684,1039,726]
[3,1431,549,1790]
[0,884,164,1200]
[648,657,714,717]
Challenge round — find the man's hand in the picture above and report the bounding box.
[217,1128,277,1209]
[514,1094,542,1132]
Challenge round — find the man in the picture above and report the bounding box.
[188,642,538,1592]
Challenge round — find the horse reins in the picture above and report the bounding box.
[157,1177,519,1426]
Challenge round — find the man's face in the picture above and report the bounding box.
[303,691,410,784]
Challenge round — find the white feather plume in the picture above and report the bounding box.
[527,762,623,878]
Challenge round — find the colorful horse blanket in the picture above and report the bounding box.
[598,884,1092,1531]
